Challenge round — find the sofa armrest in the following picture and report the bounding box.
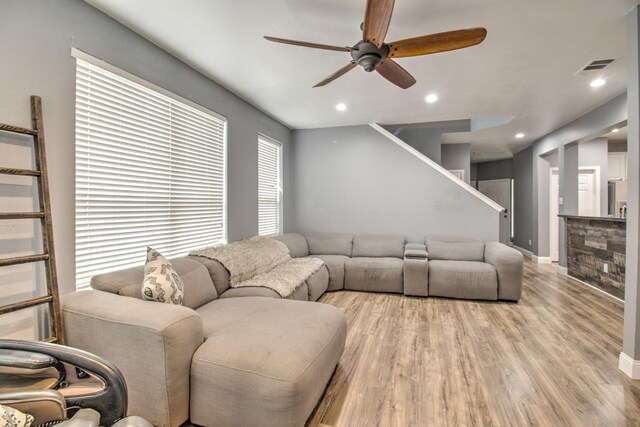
[484,242,524,301]
[62,291,204,427]
[404,243,428,259]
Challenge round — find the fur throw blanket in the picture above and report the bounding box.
[190,236,323,297]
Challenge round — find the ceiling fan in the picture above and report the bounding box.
[264,0,487,89]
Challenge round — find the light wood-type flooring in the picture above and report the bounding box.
[307,260,640,427]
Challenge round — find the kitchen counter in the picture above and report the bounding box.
[561,216,626,299]
[558,214,626,222]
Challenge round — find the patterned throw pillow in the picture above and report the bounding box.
[0,405,34,427]
[142,247,184,305]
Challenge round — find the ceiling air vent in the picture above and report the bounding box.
[578,59,616,74]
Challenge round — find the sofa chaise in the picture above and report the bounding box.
[61,232,523,427]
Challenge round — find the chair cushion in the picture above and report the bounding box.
[306,265,329,301]
[304,232,354,256]
[428,260,498,300]
[217,283,309,302]
[344,257,404,293]
[190,297,346,427]
[351,234,405,258]
[92,257,217,310]
[189,256,231,295]
[425,236,485,261]
[273,233,309,258]
[306,255,348,291]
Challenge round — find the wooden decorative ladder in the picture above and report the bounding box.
[0,96,64,344]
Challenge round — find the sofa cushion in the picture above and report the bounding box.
[425,236,485,262]
[218,283,309,302]
[344,257,404,293]
[92,257,217,310]
[306,265,329,301]
[428,260,497,300]
[188,256,231,295]
[351,234,405,258]
[273,233,309,258]
[307,255,348,291]
[191,297,346,427]
[142,248,184,305]
[305,232,354,256]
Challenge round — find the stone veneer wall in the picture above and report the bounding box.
[566,218,626,299]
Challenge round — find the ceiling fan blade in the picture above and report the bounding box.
[362,0,396,48]
[387,28,487,58]
[264,36,352,52]
[376,59,416,89]
[313,62,358,88]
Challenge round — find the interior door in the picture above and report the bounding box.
[578,169,598,216]
[478,179,511,245]
[550,170,559,262]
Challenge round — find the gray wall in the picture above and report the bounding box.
[0,0,292,295]
[579,138,608,216]
[475,159,514,181]
[609,141,628,152]
[290,125,500,243]
[513,147,533,250]
[383,120,470,164]
[440,144,471,184]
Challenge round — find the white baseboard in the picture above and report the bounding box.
[619,352,640,379]
[557,266,568,275]
[533,255,552,264]
[512,245,533,259]
[567,275,623,303]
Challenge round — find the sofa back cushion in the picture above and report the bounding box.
[273,233,309,258]
[305,232,354,256]
[425,236,485,262]
[91,256,217,309]
[188,256,231,295]
[352,234,405,258]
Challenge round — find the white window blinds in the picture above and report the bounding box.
[75,57,227,290]
[258,136,282,236]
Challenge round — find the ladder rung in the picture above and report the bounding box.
[0,254,49,267]
[0,123,37,136]
[0,295,53,315]
[43,337,59,344]
[0,212,45,220]
[0,167,41,177]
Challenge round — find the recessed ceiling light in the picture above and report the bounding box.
[590,78,606,88]
[515,133,525,139]
[335,103,347,111]
[612,128,620,133]
[425,94,438,103]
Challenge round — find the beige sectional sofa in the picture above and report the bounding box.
[61,232,523,427]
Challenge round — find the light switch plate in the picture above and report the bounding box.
[559,197,564,205]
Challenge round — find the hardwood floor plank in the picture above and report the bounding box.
[307,260,640,427]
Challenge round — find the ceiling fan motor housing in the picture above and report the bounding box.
[351,41,390,72]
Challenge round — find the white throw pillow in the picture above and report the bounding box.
[142,247,184,305]
[0,405,34,427]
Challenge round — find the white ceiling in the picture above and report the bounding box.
[85,0,636,162]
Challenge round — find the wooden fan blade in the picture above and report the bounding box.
[363,0,396,48]
[313,62,358,88]
[376,59,416,89]
[388,28,487,58]
[264,36,352,52]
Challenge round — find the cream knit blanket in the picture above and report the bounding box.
[190,236,323,297]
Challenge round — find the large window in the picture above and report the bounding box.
[258,136,282,236]
[74,52,226,290]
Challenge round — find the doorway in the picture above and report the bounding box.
[478,179,511,245]
[549,166,601,262]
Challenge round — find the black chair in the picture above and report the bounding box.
[0,339,151,427]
